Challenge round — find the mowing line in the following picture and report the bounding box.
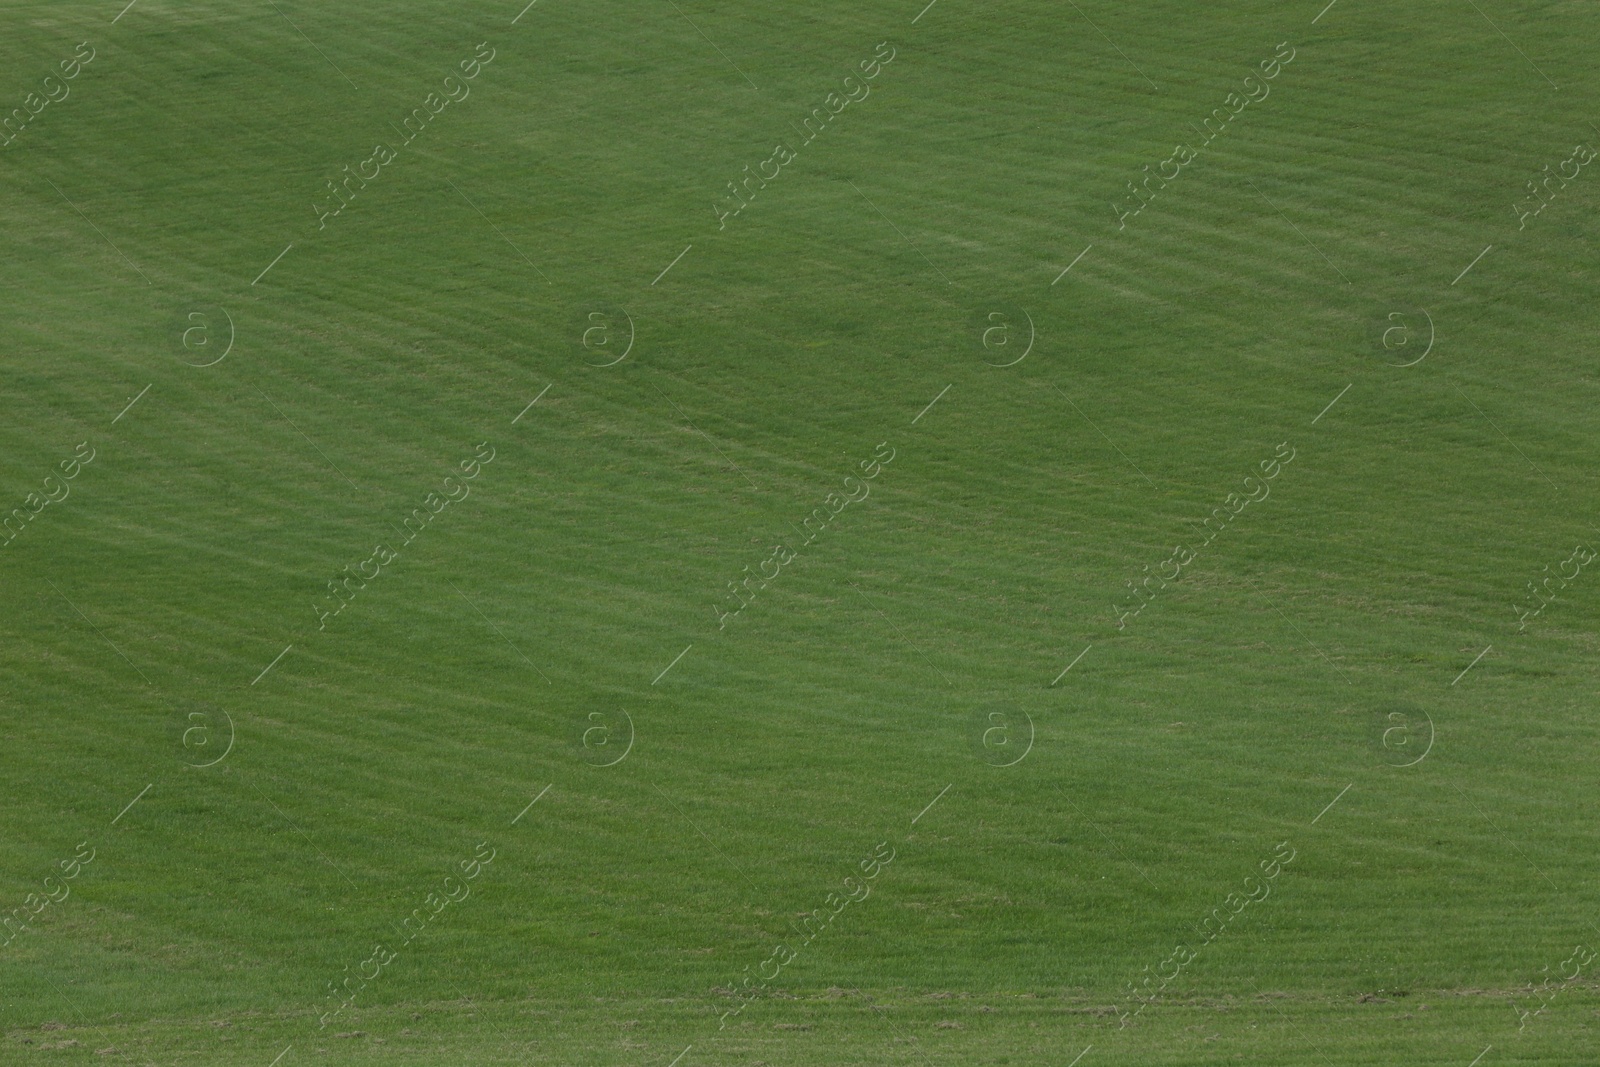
[253,243,294,285]
[252,643,293,686]
[511,784,553,825]
[112,383,152,424]
[911,783,951,825]
[912,384,951,424]
[652,244,693,285]
[1311,383,1351,425]
[1311,783,1352,825]
[653,644,692,685]
[1052,644,1092,685]
[111,783,152,825]
[1451,644,1492,686]
[1052,243,1093,284]
[1451,245,1492,285]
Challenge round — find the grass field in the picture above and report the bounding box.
[3,0,1599,1063]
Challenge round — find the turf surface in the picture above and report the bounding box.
[2,0,1599,1063]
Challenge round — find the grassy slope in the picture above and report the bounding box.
[1,0,1598,1062]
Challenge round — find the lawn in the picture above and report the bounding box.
[2,0,1598,1063]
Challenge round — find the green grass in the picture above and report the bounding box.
[3,0,1599,1062]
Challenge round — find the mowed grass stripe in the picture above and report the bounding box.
[2,1,1599,1061]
